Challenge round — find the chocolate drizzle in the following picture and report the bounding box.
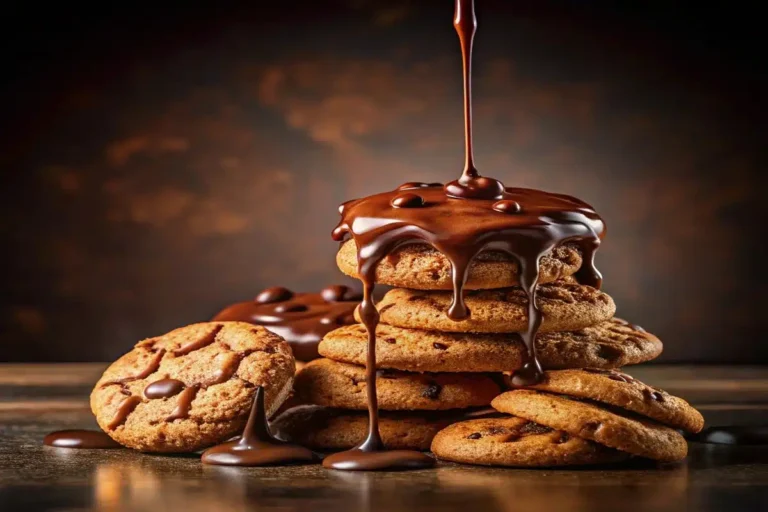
[326,0,604,471]
[201,386,317,466]
[212,285,360,361]
[43,430,121,449]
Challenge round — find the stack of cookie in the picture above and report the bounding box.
[280,240,702,465]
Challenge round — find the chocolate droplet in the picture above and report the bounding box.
[444,176,505,200]
[321,285,360,302]
[274,303,309,313]
[492,200,522,214]
[391,193,425,208]
[255,287,293,304]
[144,378,185,399]
[467,432,481,440]
[397,182,440,191]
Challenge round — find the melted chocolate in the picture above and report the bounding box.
[212,285,360,361]
[107,396,141,430]
[143,378,185,399]
[167,385,200,421]
[688,426,768,445]
[43,430,121,449]
[101,349,165,387]
[201,386,317,466]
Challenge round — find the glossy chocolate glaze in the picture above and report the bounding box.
[326,0,604,471]
[201,386,318,466]
[43,430,121,449]
[212,285,360,361]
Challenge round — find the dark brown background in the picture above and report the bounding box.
[1,1,766,362]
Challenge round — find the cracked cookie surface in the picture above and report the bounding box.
[336,239,582,290]
[371,282,615,333]
[90,322,295,453]
[431,416,629,467]
[491,390,688,462]
[293,358,500,411]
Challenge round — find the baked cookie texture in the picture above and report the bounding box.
[431,416,629,467]
[491,390,688,462]
[371,282,616,333]
[319,319,660,373]
[294,358,501,411]
[90,322,295,453]
[336,239,582,290]
[527,368,704,433]
[272,405,470,451]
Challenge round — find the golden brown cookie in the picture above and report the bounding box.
[319,319,659,373]
[533,319,663,369]
[90,322,295,453]
[431,416,629,467]
[294,358,501,411]
[371,282,615,333]
[337,239,581,290]
[492,390,688,462]
[272,405,486,451]
[526,368,704,433]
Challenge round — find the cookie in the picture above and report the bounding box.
[372,282,616,333]
[90,322,295,453]
[431,416,629,467]
[525,368,704,433]
[533,318,663,369]
[492,390,688,462]
[319,320,659,373]
[272,405,482,451]
[336,239,581,290]
[294,358,501,411]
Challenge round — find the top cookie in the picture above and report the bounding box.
[336,239,582,290]
[526,368,704,433]
[90,322,295,453]
[372,282,615,333]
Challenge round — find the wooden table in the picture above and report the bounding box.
[1,364,767,512]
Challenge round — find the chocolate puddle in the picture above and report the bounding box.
[43,430,121,449]
[326,0,605,471]
[201,386,318,466]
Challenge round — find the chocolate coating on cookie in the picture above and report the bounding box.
[212,285,360,361]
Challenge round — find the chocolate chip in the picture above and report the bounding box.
[274,303,309,313]
[491,200,522,214]
[555,432,570,444]
[384,337,396,344]
[391,193,425,208]
[433,342,448,350]
[255,286,293,304]
[422,383,442,400]
[519,422,552,435]
[467,432,481,440]
[643,387,666,402]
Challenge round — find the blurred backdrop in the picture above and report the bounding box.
[1,1,766,362]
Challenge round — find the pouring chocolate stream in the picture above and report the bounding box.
[325,0,605,471]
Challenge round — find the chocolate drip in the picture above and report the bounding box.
[174,325,222,356]
[143,378,185,399]
[43,430,121,449]
[101,349,165,387]
[327,0,603,471]
[201,386,317,466]
[213,286,360,361]
[107,395,141,430]
[167,385,200,421]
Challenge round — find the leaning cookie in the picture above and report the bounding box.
[336,239,582,290]
[294,358,501,411]
[492,390,688,462]
[525,368,703,433]
[431,416,629,467]
[90,322,295,453]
